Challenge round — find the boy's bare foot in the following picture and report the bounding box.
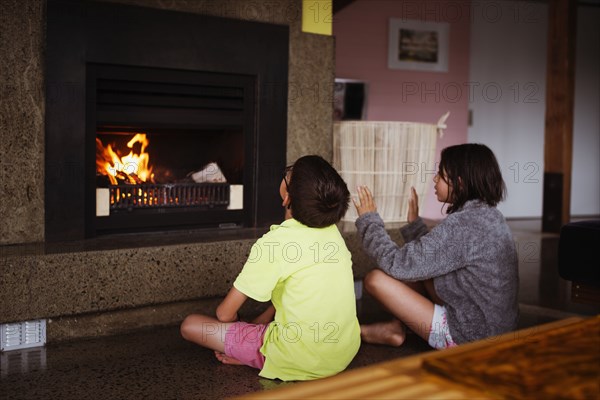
[360,320,406,347]
[214,351,244,365]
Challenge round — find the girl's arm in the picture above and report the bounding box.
[216,287,248,322]
[354,186,462,281]
[407,186,419,223]
[357,212,461,280]
[401,187,429,242]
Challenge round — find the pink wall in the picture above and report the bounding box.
[334,0,471,219]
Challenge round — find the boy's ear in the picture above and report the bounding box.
[282,193,291,208]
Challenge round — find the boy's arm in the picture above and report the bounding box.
[216,287,248,322]
[252,305,275,324]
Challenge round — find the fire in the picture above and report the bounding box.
[96,133,155,185]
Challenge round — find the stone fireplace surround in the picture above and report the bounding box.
[0,0,403,341]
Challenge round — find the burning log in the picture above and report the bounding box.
[96,133,154,185]
[96,134,230,211]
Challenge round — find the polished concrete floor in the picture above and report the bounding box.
[1,219,598,400]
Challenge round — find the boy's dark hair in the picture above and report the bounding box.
[439,143,506,214]
[287,155,350,228]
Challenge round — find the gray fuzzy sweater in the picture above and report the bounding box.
[356,200,519,344]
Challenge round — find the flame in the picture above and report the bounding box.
[96,133,155,185]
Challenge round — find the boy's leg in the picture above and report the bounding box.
[181,315,268,369]
[362,269,435,343]
[215,350,244,365]
[180,314,233,353]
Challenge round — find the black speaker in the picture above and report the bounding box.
[334,79,367,120]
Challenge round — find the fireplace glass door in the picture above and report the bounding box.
[88,64,255,235]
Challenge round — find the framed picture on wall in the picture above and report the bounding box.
[388,18,449,72]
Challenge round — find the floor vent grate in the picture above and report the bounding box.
[1,320,46,352]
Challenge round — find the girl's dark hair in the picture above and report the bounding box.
[287,155,350,228]
[439,143,506,214]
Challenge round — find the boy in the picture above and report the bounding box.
[180,155,361,381]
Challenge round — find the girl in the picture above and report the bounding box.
[181,155,360,381]
[353,143,518,349]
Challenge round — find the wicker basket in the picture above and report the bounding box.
[333,114,448,222]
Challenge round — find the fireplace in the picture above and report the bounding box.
[45,0,288,241]
[91,63,253,234]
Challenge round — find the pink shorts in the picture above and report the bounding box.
[428,304,457,350]
[224,322,268,370]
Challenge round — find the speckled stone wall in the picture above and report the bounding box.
[0,0,46,245]
[0,226,399,342]
[0,227,393,324]
[0,239,256,324]
[0,0,333,245]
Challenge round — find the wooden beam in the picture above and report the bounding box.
[542,0,577,232]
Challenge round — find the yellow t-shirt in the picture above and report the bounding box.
[234,218,361,381]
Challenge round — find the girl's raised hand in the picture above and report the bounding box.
[353,185,377,216]
[407,186,419,223]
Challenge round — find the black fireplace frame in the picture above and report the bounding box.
[45,0,288,241]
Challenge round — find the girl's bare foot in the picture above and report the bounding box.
[360,320,406,347]
[214,351,244,365]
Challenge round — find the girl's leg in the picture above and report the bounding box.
[405,279,444,306]
[423,279,444,305]
[180,314,233,353]
[360,319,407,347]
[362,269,435,344]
